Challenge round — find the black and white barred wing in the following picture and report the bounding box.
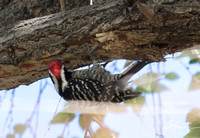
[59,78,141,103]
[101,83,141,103]
[60,78,104,101]
[71,63,121,85]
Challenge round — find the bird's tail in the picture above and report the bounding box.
[116,60,151,90]
[111,89,141,103]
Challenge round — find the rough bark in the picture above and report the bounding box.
[0,0,199,90]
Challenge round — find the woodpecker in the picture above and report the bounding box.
[48,60,150,103]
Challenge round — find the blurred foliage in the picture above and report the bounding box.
[134,73,170,93]
[79,114,85,129]
[79,113,117,138]
[134,73,161,86]
[165,72,179,80]
[178,50,200,91]
[79,114,104,130]
[14,124,27,134]
[52,112,75,124]
[2,49,200,138]
[5,124,27,138]
[189,72,200,90]
[185,108,200,138]
[177,49,200,59]
[79,114,91,130]
[125,96,145,115]
[95,127,118,138]
[136,82,168,93]
[189,58,200,64]
[133,70,180,93]
[6,134,15,138]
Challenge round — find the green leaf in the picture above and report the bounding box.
[79,114,104,130]
[14,124,26,134]
[79,114,85,130]
[186,108,200,123]
[184,126,200,138]
[185,108,200,138]
[189,58,199,64]
[52,112,75,124]
[165,72,179,80]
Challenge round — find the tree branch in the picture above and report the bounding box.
[0,0,199,90]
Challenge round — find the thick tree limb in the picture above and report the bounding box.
[0,0,200,90]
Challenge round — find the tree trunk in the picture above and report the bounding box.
[0,0,199,90]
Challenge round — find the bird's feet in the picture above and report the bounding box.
[85,43,99,62]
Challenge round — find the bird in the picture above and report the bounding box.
[48,59,150,103]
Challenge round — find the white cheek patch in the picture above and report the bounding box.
[49,70,59,93]
[61,66,69,92]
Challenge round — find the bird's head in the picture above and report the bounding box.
[48,60,63,80]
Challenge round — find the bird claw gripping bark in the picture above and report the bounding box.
[85,43,110,68]
[85,43,99,63]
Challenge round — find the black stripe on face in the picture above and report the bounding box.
[57,79,62,94]
[49,74,55,84]
[49,72,64,97]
